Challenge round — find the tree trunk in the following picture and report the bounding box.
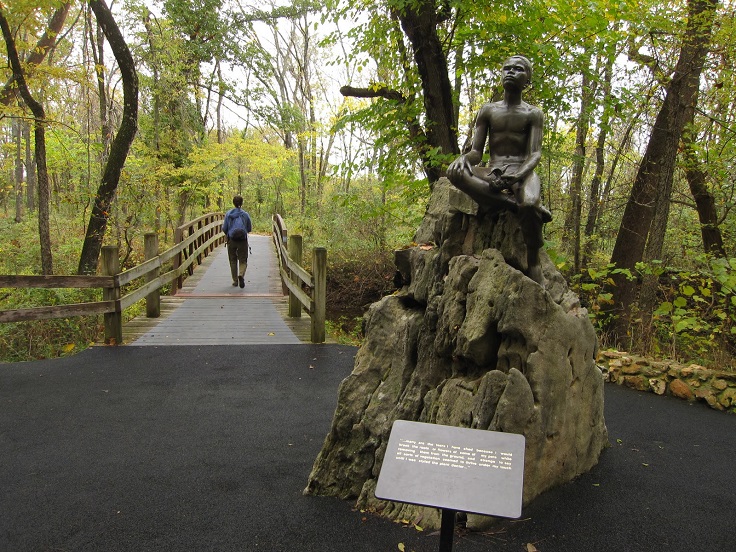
[87,5,111,160]
[682,106,726,257]
[0,11,53,274]
[78,0,138,275]
[298,140,307,214]
[563,59,594,273]
[395,0,458,182]
[685,164,725,257]
[637,154,677,351]
[583,50,615,267]
[216,61,224,144]
[143,10,162,232]
[452,43,463,131]
[13,118,23,223]
[24,121,36,212]
[607,0,718,345]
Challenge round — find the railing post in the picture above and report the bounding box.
[196,220,203,265]
[288,234,303,318]
[311,247,327,344]
[101,245,122,345]
[172,226,183,295]
[188,226,195,275]
[144,232,160,318]
[202,216,209,257]
[209,214,218,253]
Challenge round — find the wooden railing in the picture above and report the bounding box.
[0,213,225,344]
[272,214,326,343]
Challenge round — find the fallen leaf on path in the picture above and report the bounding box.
[526,543,539,552]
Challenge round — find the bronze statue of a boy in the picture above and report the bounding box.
[447,55,551,285]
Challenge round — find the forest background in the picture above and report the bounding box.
[2,0,736,367]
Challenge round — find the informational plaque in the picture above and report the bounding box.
[375,420,525,518]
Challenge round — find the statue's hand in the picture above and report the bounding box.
[500,172,521,190]
[447,155,469,181]
[488,168,504,192]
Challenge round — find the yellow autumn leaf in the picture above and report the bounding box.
[61,343,75,353]
[398,544,405,552]
[526,544,539,552]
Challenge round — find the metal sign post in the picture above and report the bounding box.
[439,508,457,552]
[375,420,526,552]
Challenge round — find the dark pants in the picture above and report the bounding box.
[227,239,248,282]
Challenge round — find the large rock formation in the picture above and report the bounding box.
[304,179,608,528]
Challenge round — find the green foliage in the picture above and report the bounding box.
[569,254,736,367]
[325,316,364,345]
[648,258,736,365]
[0,294,102,363]
[0,216,101,361]
[569,261,633,338]
[288,169,426,256]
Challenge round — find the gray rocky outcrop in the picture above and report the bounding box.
[304,179,608,528]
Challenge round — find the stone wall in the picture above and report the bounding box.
[599,350,736,413]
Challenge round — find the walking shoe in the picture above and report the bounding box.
[238,276,245,288]
[232,281,238,287]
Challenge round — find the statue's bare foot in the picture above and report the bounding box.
[538,204,552,223]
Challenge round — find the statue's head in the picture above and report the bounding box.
[503,55,532,89]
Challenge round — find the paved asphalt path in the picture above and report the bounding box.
[1,344,734,551]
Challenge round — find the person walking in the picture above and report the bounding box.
[221,195,252,288]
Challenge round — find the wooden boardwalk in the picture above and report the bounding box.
[124,234,318,345]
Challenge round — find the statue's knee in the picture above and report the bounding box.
[518,199,537,210]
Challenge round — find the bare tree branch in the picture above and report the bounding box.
[340,85,407,103]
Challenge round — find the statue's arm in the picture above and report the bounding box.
[448,104,490,184]
[510,108,543,183]
[465,105,491,165]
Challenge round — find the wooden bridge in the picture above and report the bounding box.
[0,214,329,347]
[123,234,318,345]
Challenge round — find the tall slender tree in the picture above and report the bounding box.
[563,52,595,273]
[77,0,138,275]
[682,118,726,257]
[0,8,53,274]
[582,45,617,267]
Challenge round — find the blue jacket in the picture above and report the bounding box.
[222,208,252,239]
